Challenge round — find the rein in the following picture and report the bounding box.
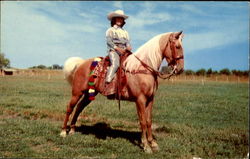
[133,55,176,80]
[132,34,184,80]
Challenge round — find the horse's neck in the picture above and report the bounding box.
[134,35,164,71]
[124,33,173,72]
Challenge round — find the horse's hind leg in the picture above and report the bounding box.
[69,93,91,135]
[60,94,82,137]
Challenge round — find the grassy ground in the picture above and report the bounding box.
[0,75,249,158]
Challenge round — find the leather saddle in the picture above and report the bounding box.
[93,51,132,98]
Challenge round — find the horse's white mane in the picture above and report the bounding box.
[124,32,170,72]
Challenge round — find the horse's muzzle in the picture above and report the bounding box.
[172,64,184,75]
[175,68,184,75]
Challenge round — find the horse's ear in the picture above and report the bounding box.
[175,31,183,39]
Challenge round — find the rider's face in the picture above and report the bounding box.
[115,17,125,26]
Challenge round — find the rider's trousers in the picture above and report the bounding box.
[106,51,120,83]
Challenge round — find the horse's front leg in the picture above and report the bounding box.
[146,97,159,152]
[136,96,153,154]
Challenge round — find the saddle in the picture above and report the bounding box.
[93,51,132,99]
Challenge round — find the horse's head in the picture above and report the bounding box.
[160,31,184,75]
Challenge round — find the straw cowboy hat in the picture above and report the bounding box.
[107,9,129,21]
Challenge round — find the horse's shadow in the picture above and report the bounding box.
[75,122,141,147]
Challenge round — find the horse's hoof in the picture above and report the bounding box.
[144,147,153,154]
[69,129,75,135]
[60,130,67,137]
[144,146,153,154]
[151,145,160,152]
[150,140,160,152]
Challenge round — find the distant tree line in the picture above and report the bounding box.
[161,66,249,77]
[1,53,63,70]
[29,64,63,70]
[1,53,249,76]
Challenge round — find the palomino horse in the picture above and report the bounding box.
[60,31,184,153]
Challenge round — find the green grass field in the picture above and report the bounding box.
[0,74,249,158]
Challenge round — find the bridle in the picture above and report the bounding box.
[166,33,184,67]
[132,33,184,80]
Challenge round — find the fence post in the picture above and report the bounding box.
[201,77,204,85]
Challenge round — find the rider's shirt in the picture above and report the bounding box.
[106,24,131,53]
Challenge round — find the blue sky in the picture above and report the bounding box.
[1,1,249,70]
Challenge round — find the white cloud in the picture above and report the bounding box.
[127,29,160,45]
[2,2,66,46]
[128,2,171,28]
[179,4,206,15]
[159,3,249,54]
[79,12,98,19]
[1,1,106,68]
[123,1,172,47]
[1,1,248,69]
[129,12,171,28]
[113,1,123,9]
[183,26,248,54]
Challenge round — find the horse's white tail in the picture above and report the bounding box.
[63,57,85,85]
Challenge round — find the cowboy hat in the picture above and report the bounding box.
[107,10,129,21]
